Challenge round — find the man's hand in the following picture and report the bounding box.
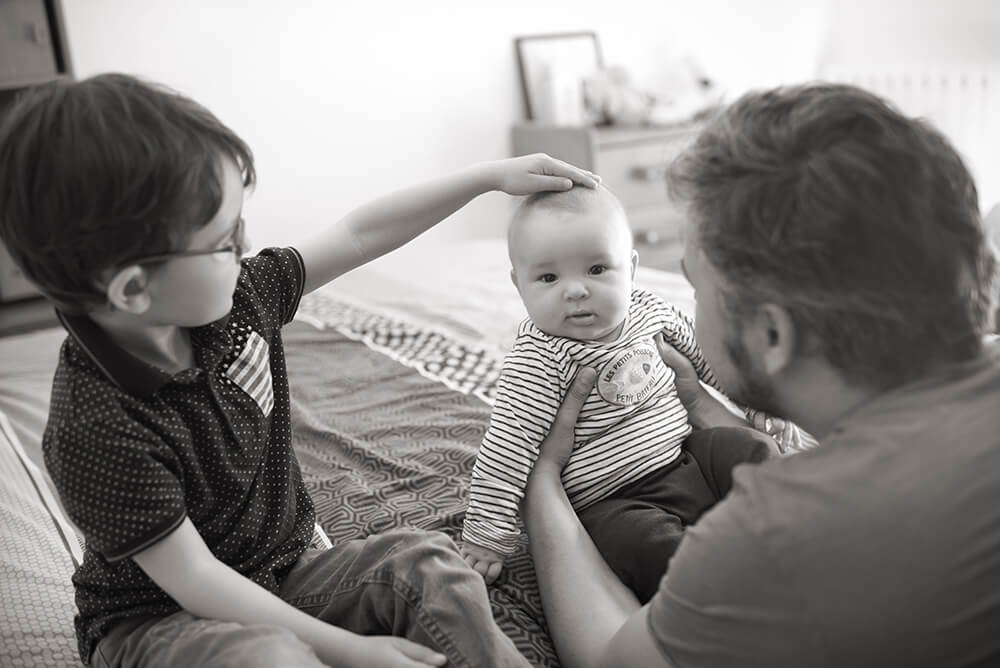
[655,332,704,408]
[487,153,601,195]
[461,543,505,584]
[655,333,749,430]
[534,367,598,471]
[353,636,447,667]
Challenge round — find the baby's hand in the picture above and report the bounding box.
[461,543,505,584]
[487,153,600,196]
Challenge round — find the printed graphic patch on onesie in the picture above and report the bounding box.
[226,329,275,416]
[596,341,664,406]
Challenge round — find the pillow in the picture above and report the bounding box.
[0,410,82,666]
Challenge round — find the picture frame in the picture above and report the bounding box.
[515,31,603,124]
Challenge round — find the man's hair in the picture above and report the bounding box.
[0,73,255,311]
[669,83,997,390]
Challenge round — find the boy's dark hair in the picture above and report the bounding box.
[0,73,255,312]
[669,83,997,390]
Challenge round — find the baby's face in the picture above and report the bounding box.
[510,203,636,342]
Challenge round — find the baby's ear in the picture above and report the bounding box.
[630,249,638,281]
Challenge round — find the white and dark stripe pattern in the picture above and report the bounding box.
[462,289,715,556]
[226,330,274,416]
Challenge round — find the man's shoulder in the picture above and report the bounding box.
[646,353,1000,665]
[649,440,1000,664]
[735,414,1000,597]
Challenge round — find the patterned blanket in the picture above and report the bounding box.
[286,297,558,667]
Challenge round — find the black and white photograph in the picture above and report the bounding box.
[1,1,998,666]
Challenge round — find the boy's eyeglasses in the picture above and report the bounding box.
[126,216,247,266]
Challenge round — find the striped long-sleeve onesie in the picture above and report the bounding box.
[462,288,717,556]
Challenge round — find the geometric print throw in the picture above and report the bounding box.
[296,292,504,405]
[282,321,560,667]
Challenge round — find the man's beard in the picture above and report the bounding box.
[724,326,784,418]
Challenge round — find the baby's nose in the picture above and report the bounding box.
[564,281,588,299]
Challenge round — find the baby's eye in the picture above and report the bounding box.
[539,273,557,283]
[589,264,607,275]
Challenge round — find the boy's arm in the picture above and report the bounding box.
[299,155,599,295]
[133,518,445,667]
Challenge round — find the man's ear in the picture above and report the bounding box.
[104,265,152,315]
[747,303,797,376]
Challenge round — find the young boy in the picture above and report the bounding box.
[460,185,776,602]
[0,73,599,668]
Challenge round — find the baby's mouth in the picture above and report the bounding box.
[568,312,596,323]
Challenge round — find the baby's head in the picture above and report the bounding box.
[508,185,637,342]
[0,73,253,321]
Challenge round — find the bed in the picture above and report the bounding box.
[0,238,697,667]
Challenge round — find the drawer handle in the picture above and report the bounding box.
[629,164,670,182]
[28,21,51,47]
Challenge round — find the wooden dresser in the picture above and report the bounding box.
[511,122,700,273]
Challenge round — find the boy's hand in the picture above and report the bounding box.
[354,636,447,667]
[488,153,600,195]
[461,543,505,584]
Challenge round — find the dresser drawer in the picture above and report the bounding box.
[510,122,699,269]
[630,204,686,273]
[628,203,686,242]
[594,134,693,209]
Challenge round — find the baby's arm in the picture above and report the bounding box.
[460,543,505,584]
[133,518,441,667]
[660,300,719,387]
[461,334,562,583]
[298,155,598,295]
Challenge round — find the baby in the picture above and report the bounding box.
[460,185,773,602]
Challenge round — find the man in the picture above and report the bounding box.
[522,84,1000,668]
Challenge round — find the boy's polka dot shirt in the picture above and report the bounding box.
[42,247,315,664]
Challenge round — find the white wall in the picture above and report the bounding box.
[60,0,997,252]
[817,0,1000,208]
[819,0,1000,64]
[59,0,828,252]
